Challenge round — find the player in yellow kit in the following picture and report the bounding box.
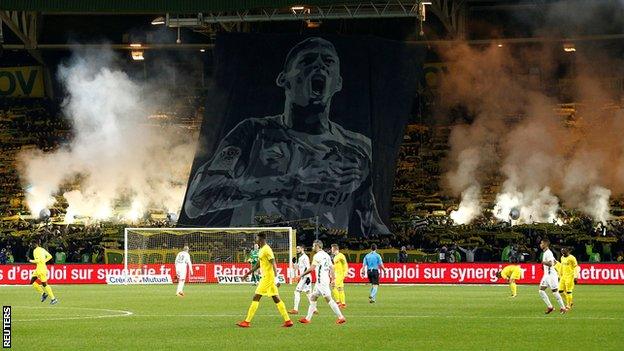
[558,247,578,309]
[496,264,522,297]
[237,232,293,328]
[29,240,58,305]
[331,244,348,308]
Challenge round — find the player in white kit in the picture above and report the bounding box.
[175,246,193,297]
[289,245,317,314]
[297,240,346,325]
[538,239,567,314]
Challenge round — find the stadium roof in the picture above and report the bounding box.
[0,0,377,13]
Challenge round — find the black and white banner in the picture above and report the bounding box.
[180,34,423,236]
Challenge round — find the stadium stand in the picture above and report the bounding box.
[1,98,623,263]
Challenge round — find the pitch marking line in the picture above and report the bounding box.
[12,306,134,322]
[129,313,624,321]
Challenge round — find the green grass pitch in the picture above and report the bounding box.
[2,284,623,350]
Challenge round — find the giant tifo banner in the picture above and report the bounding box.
[2,263,624,285]
[0,66,45,97]
[178,33,423,236]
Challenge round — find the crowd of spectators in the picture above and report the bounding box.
[387,123,624,262]
[0,217,178,263]
[0,97,197,263]
[0,99,72,218]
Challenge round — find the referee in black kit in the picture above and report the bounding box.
[362,244,385,303]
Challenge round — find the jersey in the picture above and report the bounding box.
[312,250,333,285]
[542,249,557,276]
[175,251,193,269]
[296,253,310,276]
[258,244,275,280]
[248,249,259,265]
[333,252,348,278]
[363,251,383,270]
[31,246,52,273]
[560,255,578,279]
[500,265,522,280]
[295,253,312,292]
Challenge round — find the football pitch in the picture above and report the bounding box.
[2,284,623,350]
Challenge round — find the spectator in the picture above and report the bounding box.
[509,244,520,263]
[438,245,448,263]
[398,246,408,263]
[589,252,601,263]
[55,247,67,264]
[81,250,91,263]
[0,248,6,264]
[602,242,612,262]
[501,244,511,262]
[585,243,594,260]
[458,245,478,263]
[616,251,623,262]
[447,246,457,263]
[70,249,81,263]
[91,248,102,263]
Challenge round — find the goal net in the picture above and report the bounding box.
[123,227,295,283]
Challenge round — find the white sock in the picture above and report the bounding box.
[552,291,565,308]
[293,291,301,311]
[328,299,344,319]
[306,301,317,320]
[539,290,552,308]
[177,279,185,294]
[306,293,314,309]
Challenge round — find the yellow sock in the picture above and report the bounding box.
[332,288,339,303]
[44,285,55,300]
[32,282,44,294]
[510,282,517,296]
[340,290,346,304]
[567,293,573,306]
[244,301,259,323]
[275,300,290,322]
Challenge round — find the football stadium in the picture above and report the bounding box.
[1,1,624,350]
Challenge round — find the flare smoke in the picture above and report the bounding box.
[19,48,198,222]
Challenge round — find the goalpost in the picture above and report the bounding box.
[123,227,296,283]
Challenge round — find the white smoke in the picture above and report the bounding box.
[19,48,198,222]
[446,145,484,224]
[450,185,481,224]
[493,186,559,223]
[492,102,565,224]
[581,186,612,224]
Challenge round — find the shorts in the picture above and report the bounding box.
[540,273,558,290]
[295,276,312,292]
[175,264,187,280]
[254,277,279,297]
[335,275,345,289]
[368,269,380,285]
[558,276,575,293]
[312,282,332,298]
[31,270,48,283]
